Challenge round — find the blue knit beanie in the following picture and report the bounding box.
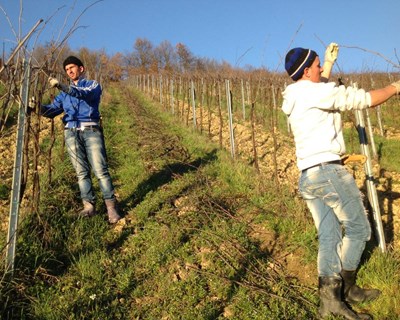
[285,48,317,81]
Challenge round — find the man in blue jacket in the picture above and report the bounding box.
[41,56,121,224]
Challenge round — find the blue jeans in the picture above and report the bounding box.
[64,127,115,202]
[299,163,371,277]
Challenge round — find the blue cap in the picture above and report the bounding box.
[285,48,317,81]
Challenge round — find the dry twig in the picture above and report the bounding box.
[340,44,400,69]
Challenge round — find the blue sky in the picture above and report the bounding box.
[1,0,399,73]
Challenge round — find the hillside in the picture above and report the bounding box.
[0,83,400,319]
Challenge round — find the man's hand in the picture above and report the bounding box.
[324,42,339,64]
[48,76,70,93]
[391,80,400,94]
[321,42,339,82]
[29,96,36,107]
[48,77,59,88]
[27,97,36,115]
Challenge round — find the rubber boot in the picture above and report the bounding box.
[341,270,381,304]
[318,277,372,320]
[105,198,121,224]
[80,200,97,217]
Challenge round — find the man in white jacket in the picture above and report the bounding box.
[282,43,400,320]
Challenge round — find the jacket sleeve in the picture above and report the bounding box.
[314,83,371,112]
[334,85,371,111]
[65,80,101,101]
[40,94,64,118]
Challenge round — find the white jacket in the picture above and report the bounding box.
[282,80,371,171]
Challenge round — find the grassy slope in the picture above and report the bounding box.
[1,83,399,319]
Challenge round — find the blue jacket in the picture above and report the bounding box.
[41,77,102,127]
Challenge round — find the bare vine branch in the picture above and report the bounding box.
[0,5,18,43]
[273,22,303,74]
[50,0,104,71]
[0,19,43,76]
[340,44,400,69]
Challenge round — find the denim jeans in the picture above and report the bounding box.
[64,127,115,202]
[299,163,371,277]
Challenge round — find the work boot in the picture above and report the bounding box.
[318,277,372,320]
[105,198,121,224]
[80,200,97,217]
[341,270,381,304]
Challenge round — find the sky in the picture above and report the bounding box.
[1,0,400,73]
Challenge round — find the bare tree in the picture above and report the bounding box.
[154,40,177,74]
[176,42,194,73]
[132,38,155,73]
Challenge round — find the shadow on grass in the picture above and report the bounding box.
[361,185,400,265]
[119,148,218,213]
[106,149,219,251]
